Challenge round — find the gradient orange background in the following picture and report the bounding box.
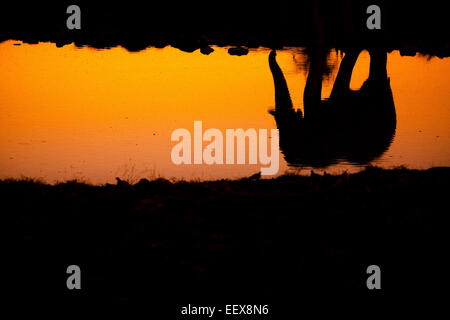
[0,41,449,183]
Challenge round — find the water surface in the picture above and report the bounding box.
[1,41,449,183]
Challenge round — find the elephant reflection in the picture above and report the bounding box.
[269,48,396,167]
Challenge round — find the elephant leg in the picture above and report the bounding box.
[329,49,361,100]
[312,0,325,45]
[368,48,388,82]
[340,0,355,37]
[303,49,326,117]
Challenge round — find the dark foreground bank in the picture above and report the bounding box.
[4,167,449,314]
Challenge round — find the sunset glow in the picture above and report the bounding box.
[1,41,449,183]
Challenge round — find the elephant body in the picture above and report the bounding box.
[269,48,396,168]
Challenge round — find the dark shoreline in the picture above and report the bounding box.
[5,166,449,310]
[1,1,449,58]
[2,165,450,186]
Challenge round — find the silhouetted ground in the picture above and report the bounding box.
[4,167,449,314]
[1,1,449,58]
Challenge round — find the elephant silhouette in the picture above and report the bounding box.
[269,48,396,168]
